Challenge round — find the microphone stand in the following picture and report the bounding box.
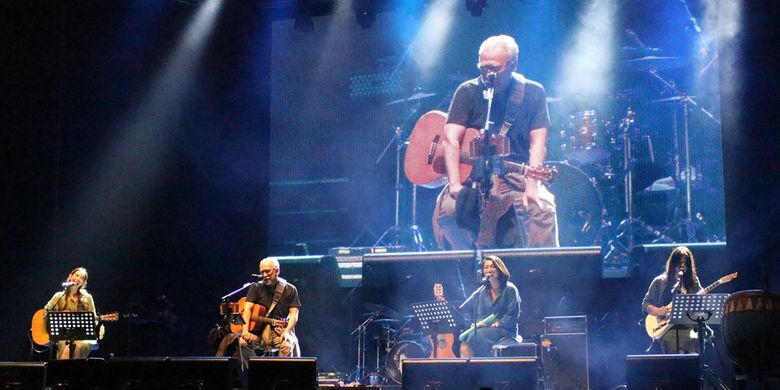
[479,78,496,200]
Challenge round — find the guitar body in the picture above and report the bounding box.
[645,304,673,340]
[404,110,480,188]
[31,309,50,346]
[229,297,271,334]
[31,309,119,346]
[428,283,457,358]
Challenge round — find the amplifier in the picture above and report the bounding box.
[544,315,587,334]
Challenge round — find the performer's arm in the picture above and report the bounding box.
[241,301,255,341]
[642,278,669,316]
[443,123,467,198]
[281,307,299,341]
[494,286,520,328]
[522,127,547,209]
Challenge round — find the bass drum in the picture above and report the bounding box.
[384,341,430,384]
[545,161,604,246]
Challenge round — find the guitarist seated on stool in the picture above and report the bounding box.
[459,256,521,357]
[642,246,704,354]
[432,35,558,250]
[42,267,98,359]
[238,258,301,358]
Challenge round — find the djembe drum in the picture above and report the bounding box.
[722,290,780,376]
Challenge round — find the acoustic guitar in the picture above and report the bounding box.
[229,297,288,334]
[404,110,557,188]
[31,309,119,346]
[429,283,457,358]
[645,272,738,340]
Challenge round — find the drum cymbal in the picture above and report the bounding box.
[373,319,400,325]
[648,95,696,104]
[621,56,687,72]
[387,92,437,106]
[363,303,400,318]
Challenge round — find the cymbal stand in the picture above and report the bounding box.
[373,106,426,251]
[604,109,672,260]
[351,312,378,383]
[647,70,720,242]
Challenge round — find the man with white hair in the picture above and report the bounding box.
[433,35,558,249]
[238,257,301,357]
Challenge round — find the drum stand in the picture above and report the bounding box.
[373,117,426,251]
[647,70,721,243]
[605,109,672,260]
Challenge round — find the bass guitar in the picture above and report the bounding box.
[229,297,288,334]
[404,110,557,188]
[645,272,738,340]
[31,309,119,346]
[429,283,457,358]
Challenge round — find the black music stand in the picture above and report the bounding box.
[409,300,464,358]
[670,293,730,389]
[46,311,96,359]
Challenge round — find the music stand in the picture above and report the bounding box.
[669,293,730,388]
[409,301,464,358]
[46,311,96,359]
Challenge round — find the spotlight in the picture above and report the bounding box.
[465,0,486,17]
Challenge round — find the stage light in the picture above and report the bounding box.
[465,0,486,17]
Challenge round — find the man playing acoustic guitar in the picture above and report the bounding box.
[432,35,558,250]
[238,257,301,357]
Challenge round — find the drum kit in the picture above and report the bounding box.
[547,53,721,257]
[351,303,431,385]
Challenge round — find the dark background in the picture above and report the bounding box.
[1,1,779,388]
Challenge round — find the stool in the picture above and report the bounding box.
[492,336,537,358]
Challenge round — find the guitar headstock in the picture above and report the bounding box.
[720,272,738,284]
[100,312,119,322]
[433,283,445,301]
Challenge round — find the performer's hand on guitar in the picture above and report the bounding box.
[272,319,287,328]
[648,305,670,317]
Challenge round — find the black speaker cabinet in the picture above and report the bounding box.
[0,362,46,390]
[626,354,699,390]
[542,316,589,390]
[46,358,107,389]
[248,357,317,390]
[401,357,539,390]
[164,357,238,390]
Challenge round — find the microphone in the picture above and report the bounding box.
[483,72,496,86]
[670,270,684,294]
[251,274,263,279]
[62,281,77,288]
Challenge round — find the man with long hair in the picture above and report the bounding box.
[642,246,703,353]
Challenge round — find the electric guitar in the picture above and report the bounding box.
[229,297,288,334]
[404,110,557,188]
[31,309,119,346]
[645,272,738,340]
[429,283,457,358]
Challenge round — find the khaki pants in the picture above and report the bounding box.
[433,173,559,249]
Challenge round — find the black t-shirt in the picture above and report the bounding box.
[446,73,551,164]
[245,278,301,333]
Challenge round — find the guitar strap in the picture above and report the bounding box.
[497,73,526,137]
[266,277,287,322]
